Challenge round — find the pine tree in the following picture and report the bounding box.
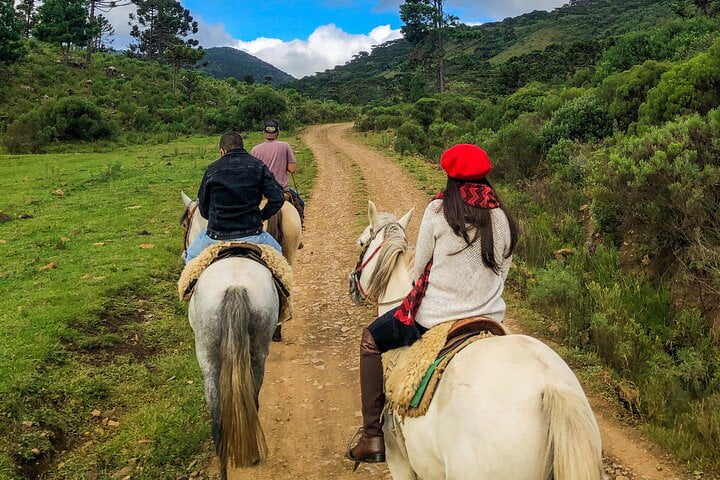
[0,0,25,63]
[15,0,36,38]
[86,1,130,62]
[399,0,456,93]
[33,0,92,64]
[128,0,199,61]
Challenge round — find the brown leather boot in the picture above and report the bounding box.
[347,328,386,468]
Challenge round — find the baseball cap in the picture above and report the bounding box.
[263,120,280,133]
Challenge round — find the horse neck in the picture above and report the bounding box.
[188,208,207,248]
[377,250,413,316]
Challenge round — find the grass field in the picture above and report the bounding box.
[0,133,315,479]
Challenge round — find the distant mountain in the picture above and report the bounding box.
[199,47,295,86]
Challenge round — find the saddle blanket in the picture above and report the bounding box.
[178,242,293,323]
[383,318,508,418]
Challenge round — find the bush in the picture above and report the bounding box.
[484,113,544,181]
[542,94,612,147]
[639,39,720,127]
[3,97,114,153]
[237,88,287,130]
[394,121,424,154]
[589,113,720,271]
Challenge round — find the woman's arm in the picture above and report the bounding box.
[414,202,438,279]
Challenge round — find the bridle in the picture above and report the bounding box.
[180,201,199,253]
[350,222,408,307]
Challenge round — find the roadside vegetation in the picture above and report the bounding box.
[0,134,316,479]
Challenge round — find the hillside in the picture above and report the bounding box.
[0,43,353,153]
[291,0,680,103]
[199,46,295,86]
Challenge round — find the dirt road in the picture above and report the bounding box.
[229,124,686,480]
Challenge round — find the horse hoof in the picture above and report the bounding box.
[272,325,282,342]
[298,242,304,250]
[352,460,360,472]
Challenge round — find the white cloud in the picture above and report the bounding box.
[101,8,401,79]
[233,24,403,78]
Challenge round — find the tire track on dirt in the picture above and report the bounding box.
[228,125,387,479]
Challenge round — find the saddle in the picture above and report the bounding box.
[383,317,508,418]
[178,242,293,323]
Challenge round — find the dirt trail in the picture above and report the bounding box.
[229,123,686,480]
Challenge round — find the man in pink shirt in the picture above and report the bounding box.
[251,120,305,221]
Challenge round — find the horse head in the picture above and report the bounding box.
[349,201,414,312]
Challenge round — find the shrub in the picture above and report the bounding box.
[484,113,544,181]
[394,121,424,154]
[542,94,612,147]
[237,88,287,130]
[639,39,720,127]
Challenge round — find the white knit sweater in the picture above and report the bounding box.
[413,199,513,329]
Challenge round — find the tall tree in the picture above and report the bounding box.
[693,0,719,16]
[128,0,199,61]
[86,1,130,62]
[93,14,115,51]
[400,0,455,93]
[0,0,25,63]
[33,0,92,64]
[15,0,36,38]
[166,43,204,92]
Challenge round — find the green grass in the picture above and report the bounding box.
[0,133,316,479]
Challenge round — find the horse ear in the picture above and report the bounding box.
[181,191,192,207]
[398,207,414,230]
[368,201,379,229]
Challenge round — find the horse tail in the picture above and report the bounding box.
[541,384,603,480]
[217,286,268,470]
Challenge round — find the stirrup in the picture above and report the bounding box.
[345,427,385,471]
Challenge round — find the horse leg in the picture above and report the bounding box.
[384,415,418,480]
[193,335,226,479]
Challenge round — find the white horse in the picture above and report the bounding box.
[181,193,280,480]
[349,201,604,480]
[180,191,303,268]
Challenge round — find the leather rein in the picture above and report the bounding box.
[351,222,408,307]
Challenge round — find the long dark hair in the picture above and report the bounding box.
[441,177,519,274]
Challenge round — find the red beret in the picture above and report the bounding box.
[440,144,492,180]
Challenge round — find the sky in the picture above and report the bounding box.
[104,0,568,78]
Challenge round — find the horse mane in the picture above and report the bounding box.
[364,214,409,302]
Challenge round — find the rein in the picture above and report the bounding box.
[351,222,407,306]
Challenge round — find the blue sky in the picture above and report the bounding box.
[106,1,567,78]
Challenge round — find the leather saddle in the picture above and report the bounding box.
[440,316,507,357]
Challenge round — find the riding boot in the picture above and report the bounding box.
[347,328,386,466]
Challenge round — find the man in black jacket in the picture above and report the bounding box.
[184,131,285,263]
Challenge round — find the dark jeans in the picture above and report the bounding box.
[367,307,428,353]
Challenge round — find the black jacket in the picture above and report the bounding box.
[197,148,285,240]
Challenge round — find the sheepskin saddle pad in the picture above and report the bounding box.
[383,317,508,418]
[178,242,293,323]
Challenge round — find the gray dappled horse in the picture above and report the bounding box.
[181,193,278,479]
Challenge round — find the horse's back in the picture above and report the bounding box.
[190,258,279,327]
[395,334,591,480]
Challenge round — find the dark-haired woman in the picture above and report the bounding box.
[347,144,519,465]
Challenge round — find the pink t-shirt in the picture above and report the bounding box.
[251,140,297,188]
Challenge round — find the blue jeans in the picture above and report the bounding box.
[184,230,282,264]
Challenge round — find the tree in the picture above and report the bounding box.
[128,0,199,61]
[15,0,36,38]
[166,44,204,92]
[93,14,115,52]
[693,0,719,16]
[399,0,456,92]
[242,74,254,84]
[33,0,92,64]
[0,0,25,63]
[86,1,131,61]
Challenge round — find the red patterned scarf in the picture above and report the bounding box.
[393,182,498,326]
